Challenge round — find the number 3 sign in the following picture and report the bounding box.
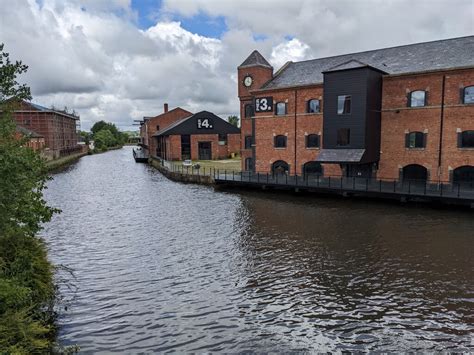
[255,97,273,112]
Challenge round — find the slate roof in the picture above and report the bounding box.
[153,114,193,136]
[16,126,43,138]
[316,149,366,163]
[239,50,273,69]
[261,36,474,90]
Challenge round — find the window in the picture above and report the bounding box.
[306,134,320,148]
[460,130,474,148]
[244,104,254,118]
[244,135,252,149]
[337,128,350,146]
[156,125,160,131]
[307,99,320,113]
[337,95,351,114]
[23,118,31,125]
[406,132,425,148]
[409,90,426,107]
[218,133,227,145]
[463,86,474,104]
[274,135,287,148]
[275,102,287,116]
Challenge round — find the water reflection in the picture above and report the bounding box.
[43,147,473,352]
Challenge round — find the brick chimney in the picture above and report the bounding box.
[164,103,169,113]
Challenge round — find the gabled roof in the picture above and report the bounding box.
[16,126,43,138]
[261,36,474,90]
[238,50,272,69]
[153,111,240,137]
[149,107,192,120]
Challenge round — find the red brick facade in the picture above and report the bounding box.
[238,52,474,183]
[13,101,79,158]
[140,105,192,156]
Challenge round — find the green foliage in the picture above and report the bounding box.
[0,43,58,353]
[91,120,128,148]
[79,131,91,145]
[93,129,117,150]
[228,115,239,127]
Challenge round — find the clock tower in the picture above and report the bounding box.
[237,50,273,172]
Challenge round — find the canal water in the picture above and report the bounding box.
[43,147,473,353]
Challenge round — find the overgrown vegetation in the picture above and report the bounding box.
[0,43,60,353]
[90,120,128,152]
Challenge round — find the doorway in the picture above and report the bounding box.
[198,142,212,160]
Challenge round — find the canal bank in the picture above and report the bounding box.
[148,156,474,208]
[43,147,474,352]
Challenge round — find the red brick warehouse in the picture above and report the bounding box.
[13,100,80,159]
[153,111,240,161]
[238,36,474,184]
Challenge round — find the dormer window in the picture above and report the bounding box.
[463,86,474,104]
[408,90,427,107]
[337,95,351,114]
[275,102,287,116]
[307,99,320,113]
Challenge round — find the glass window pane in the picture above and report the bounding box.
[464,86,474,104]
[337,95,351,114]
[461,131,474,147]
[308,99,320,113]
[276,102,286,115]
[410,91,426,107]
[337,129,350,146]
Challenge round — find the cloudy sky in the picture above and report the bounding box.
[1,0,473,130]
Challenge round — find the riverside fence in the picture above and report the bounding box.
[157,159,474,204]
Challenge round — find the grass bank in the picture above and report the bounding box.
[45,151,88,171]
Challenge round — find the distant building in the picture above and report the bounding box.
[13,100,80,159]
[15,126,45,151]
[238,36,474,184]
[139,103,192,156]
[153,111,241,160]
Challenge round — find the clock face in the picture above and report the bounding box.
[243,75,253,87]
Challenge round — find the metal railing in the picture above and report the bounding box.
[155,157,474,200]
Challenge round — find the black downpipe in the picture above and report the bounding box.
[438,75,446,182]
[294,89,298,176]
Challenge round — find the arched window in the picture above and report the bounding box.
[405,131,425,148]
[244,135,252,149]
[459,130,474,148]
[244,104,254,118]
[303,161,323,177]
[453,166,474,184]
[245,157,253,171]
[274,135,287,148]
[402,164,428,182]
[275,102,287,116]
[463,86,474,104]
[306,134,320,148]
[307,99,320,113]
[272,160,289,175]
[408,90,427,107]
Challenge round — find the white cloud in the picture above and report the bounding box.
[270,38,310,69]
[0,0,472,130]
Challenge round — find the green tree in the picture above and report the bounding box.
[0,43,59,353]
[94,129,117,150]
[228,115,239,127]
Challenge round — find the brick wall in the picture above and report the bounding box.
[379,68,474,182]
[239,64,473,179]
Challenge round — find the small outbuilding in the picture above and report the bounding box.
[153,111,240,161]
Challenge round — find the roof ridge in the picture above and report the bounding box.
[288,35,474,66]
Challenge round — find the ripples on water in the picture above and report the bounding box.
[42,147,474,353]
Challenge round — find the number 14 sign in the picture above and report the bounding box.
[255,97,273,112]
[197,118,213,129]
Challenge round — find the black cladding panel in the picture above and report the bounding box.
[322,66,383,163]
